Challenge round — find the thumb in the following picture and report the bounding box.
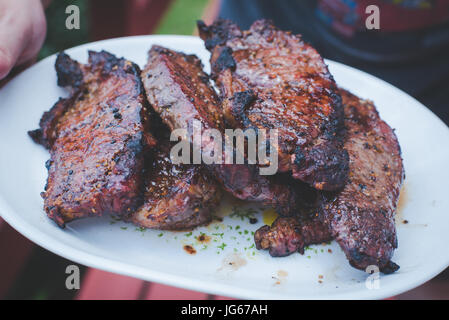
[0,1,26,79]
[0,46,15,80]
[0,0,46,79]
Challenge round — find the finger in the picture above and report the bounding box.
[0,0,46,79]
[0,47,14,80]
[15,2,46,66]
[0,1,27,79]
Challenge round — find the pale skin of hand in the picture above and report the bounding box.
[0,0,50,80]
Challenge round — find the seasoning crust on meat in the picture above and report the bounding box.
[129,143,221,230]
[255,217,332,257]
[198,19,349,191]
[141,45,298,215]
[254,179,332,256]
[29,51,154,227]
[254,89,403,273]
[320,89,404,274]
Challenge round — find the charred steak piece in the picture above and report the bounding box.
[29,51,154,227]
[198,19,349,191]
[254,179,332,257]
[129,142,221,230]
[255,216,332,257]
[254,89,403,274]
[141,45,297,215]
[320,89,404,274]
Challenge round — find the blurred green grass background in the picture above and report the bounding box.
[39,0,209,60]
[155,0,208,35]
[39,0,89,60]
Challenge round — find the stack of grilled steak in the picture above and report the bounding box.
[29,51,153,227]
[29,51,221,230]
[198,19,403,273]
[29,19,403,273]
[254,89,403,273]
[198,19,349,191]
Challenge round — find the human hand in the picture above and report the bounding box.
[0,0,47,80]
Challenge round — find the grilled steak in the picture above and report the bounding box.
[320,89,404,274]
[29,51,154,227]
[254,178,332,256]
[129,142,221,230]
[198,19,349,191]
[254,89,403,274]
[141,45,297,215]
[255,216,332,257]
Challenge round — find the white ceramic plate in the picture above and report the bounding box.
[1,35,448,300]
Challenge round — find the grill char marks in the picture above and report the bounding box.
[254,89,404,273]
[254,178,332,256]
[255,216,332,257]
[320,89,404,274]
[198,19,349,191]
[28,51,153,227]
[129,142,221,230]
[141,45,298,215]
